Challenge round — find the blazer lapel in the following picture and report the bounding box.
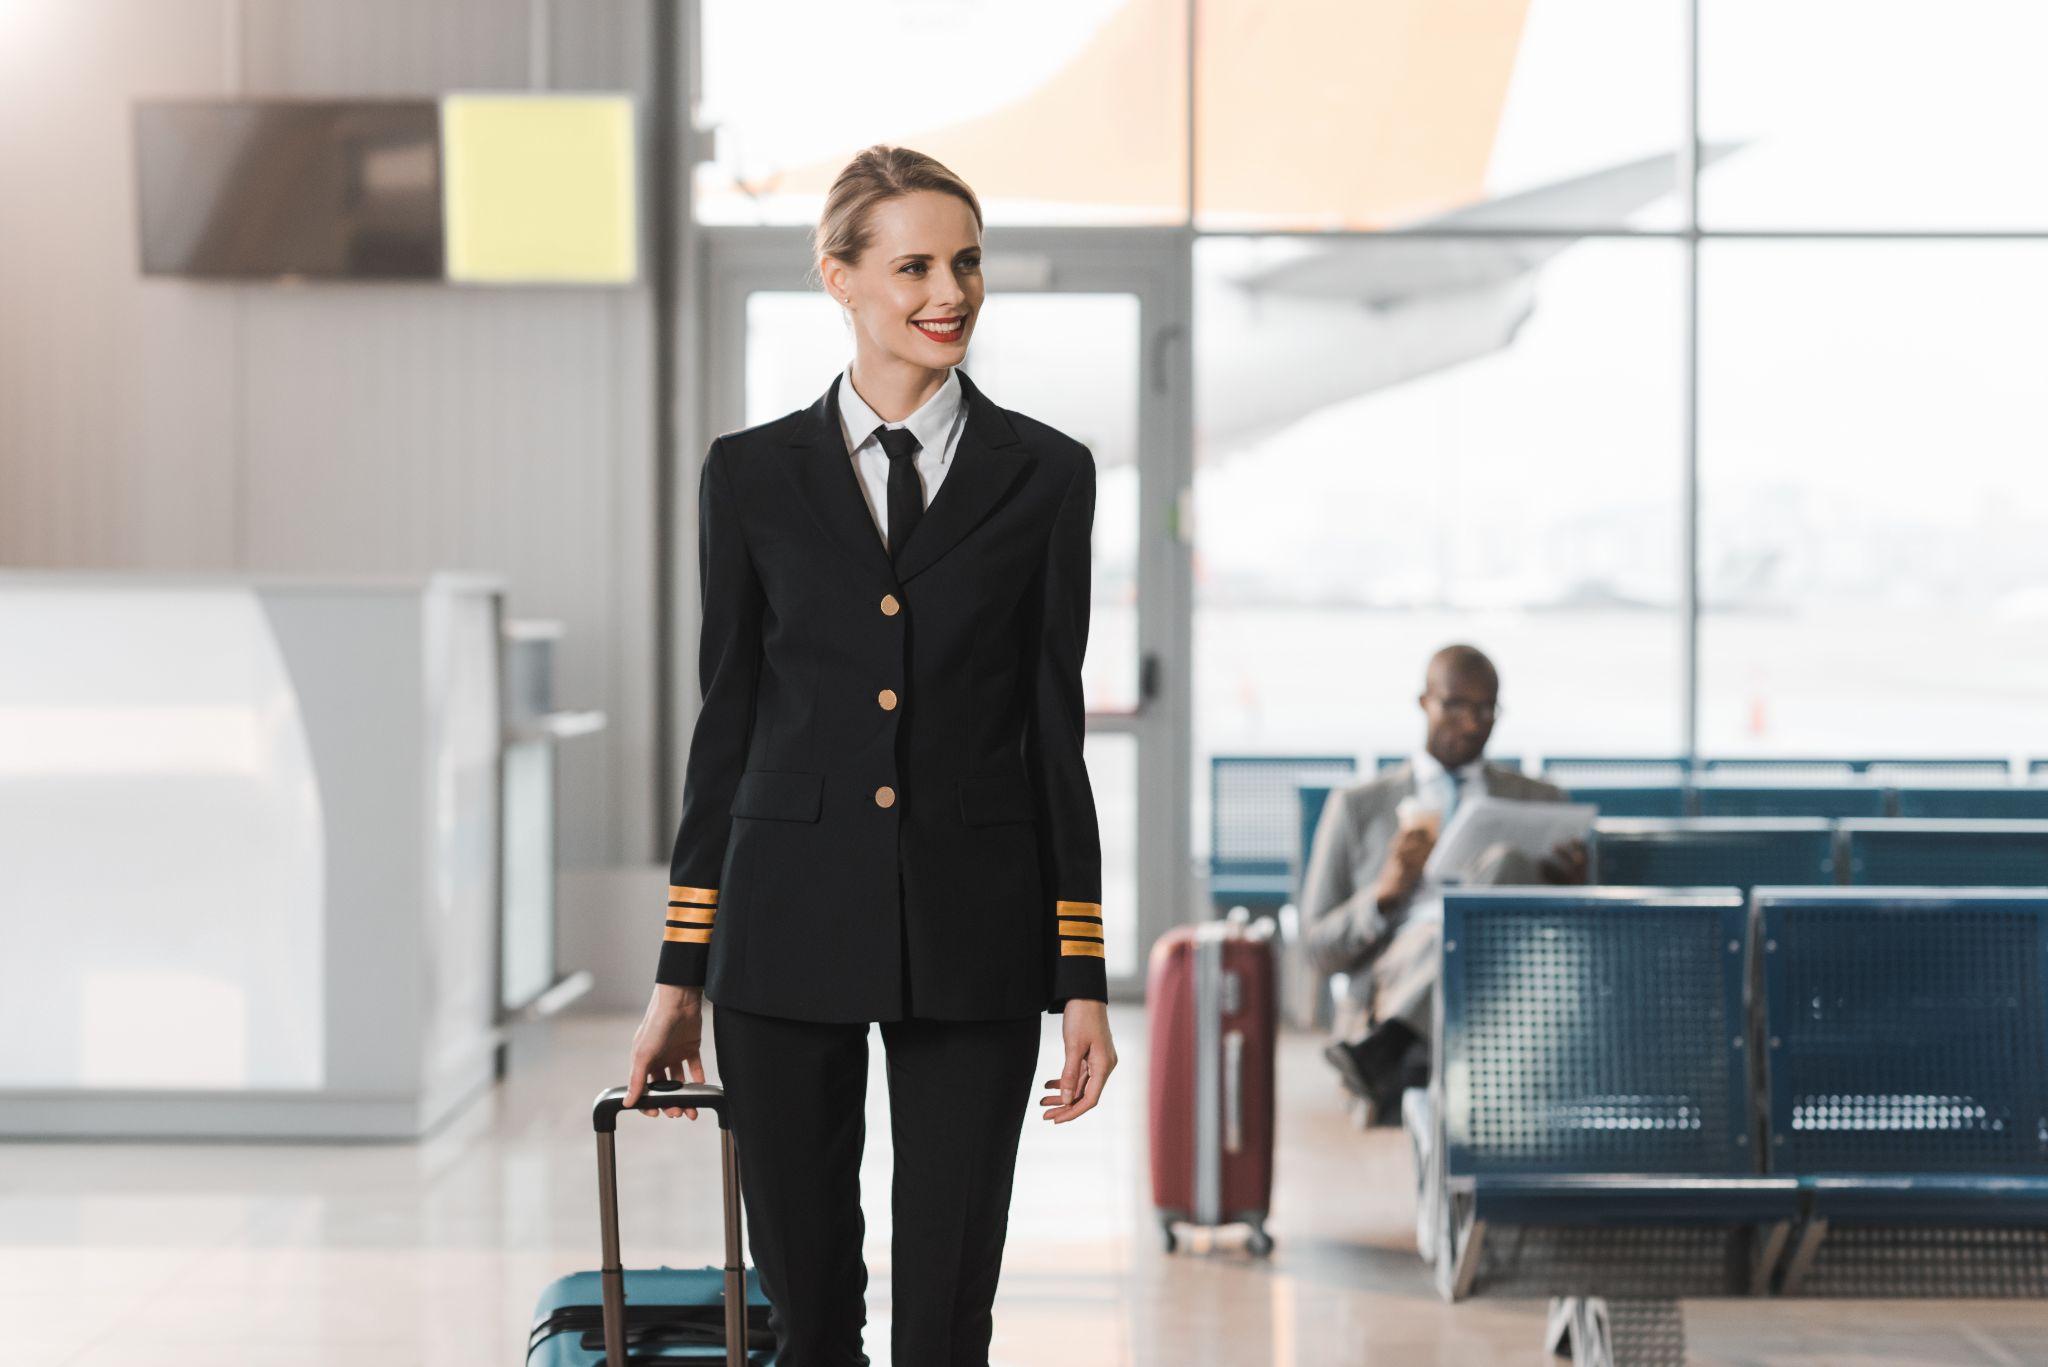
[787,372,897,579]
[784,368,1032,585]
[891,368,1031,583]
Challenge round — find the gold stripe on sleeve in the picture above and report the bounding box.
[1055,900,1101,916]
[667,906,716,926]
[1057,919,1104,939]
[1060,941,1106,959]
[663,926,714,944]
[669,885,719,905]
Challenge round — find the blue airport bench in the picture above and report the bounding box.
[1862,759,2015,782]
[1894,786,2048,820]
[1704,758,2008,777]
[1547,758,1693,818]
[1209,755,1357,914]
[1540,758,1687,791]
[1591,818,1838,893]
[1839,819,2048,887]
[1541,756,1690,778]
[1295,783,1337,899]
[1375,753,1523,773]
[1701,759,1860,780]
[1753,888,2048,1290]
[1435,889,1797,1302]
[1563,783,1691,819]
[1692,781,1889,820]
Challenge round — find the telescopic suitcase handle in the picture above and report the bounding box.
[589,1080,748,1367]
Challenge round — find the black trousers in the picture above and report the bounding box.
[711,1002,1042,1367]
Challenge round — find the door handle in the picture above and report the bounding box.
[1150,321,1185,396]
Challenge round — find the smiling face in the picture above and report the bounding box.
[821,189,983,371]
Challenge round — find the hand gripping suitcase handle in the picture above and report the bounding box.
[592,1079,733,1131]
[588,1080,749,1367]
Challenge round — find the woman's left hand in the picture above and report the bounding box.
[1042,1000,1117,1123]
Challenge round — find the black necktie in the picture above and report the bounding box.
[875,425,924,563]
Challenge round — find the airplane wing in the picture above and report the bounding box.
[1228,142,1746,305]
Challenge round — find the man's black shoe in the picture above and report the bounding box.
[1323,1019,1422,1112]
[1323,1039,1372,1100]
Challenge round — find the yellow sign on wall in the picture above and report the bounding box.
[441,93,638,284]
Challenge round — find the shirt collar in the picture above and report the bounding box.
[1412,748,1484,788]
[837,364,962,465]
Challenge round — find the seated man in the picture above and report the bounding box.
[1300,644,1588,1119]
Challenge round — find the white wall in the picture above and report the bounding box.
[0,0,667,901]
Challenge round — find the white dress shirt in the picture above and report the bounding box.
[1409,748,1488,822]
[834,364,968,547]
[1405,749,1489,914]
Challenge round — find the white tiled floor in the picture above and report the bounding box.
[7,1006,2046,1365]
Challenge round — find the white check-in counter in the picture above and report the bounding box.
[0,571,504,1139]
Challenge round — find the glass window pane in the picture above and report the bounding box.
[1701,1,2048,230]
[697,0,1187,225]
[1195,0,1684,231]
[1699,241,2048,757]
[743,290,1142,712]
[1192,235,1685,846]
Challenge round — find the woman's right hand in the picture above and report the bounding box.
[624,985,707,1120]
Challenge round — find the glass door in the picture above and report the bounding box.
[696,225,1191,997]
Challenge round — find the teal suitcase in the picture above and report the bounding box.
[526,1081,775,1365]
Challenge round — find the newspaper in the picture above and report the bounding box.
[1420,794,1597,886]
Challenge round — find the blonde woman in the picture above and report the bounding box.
[624,145,1117,1366]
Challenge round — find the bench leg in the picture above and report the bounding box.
[1548,1298,1688,1366]
[1438,1204,1486,1303]
[1545,1296,1614,1366]
[1403,1086,1440,1265]
[1432,1190,1459,1301]
[1780,1216,1827,1294]
[1545,1297,1578,1358]
[1750,1219,1792,1296]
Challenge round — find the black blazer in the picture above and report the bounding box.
[656,368,1106,1022]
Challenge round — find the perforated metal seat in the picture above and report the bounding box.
[1894,787,2048,820]
[1436,888,1796,1301]
[1693,783,1888,820]
[1208,754,1358,913]
[1591,818,1838,894]
[1755,888,2048,1290]
[1839,820,2048,886]
[1562,783,1691,819]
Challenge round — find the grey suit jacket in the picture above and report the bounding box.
[1299,759,1567,981]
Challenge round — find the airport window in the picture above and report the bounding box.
[1700,0,2048,230]
[694,0,2048,853]
[1190,235,1687,805]
[694,0,1188,226]
[1193,0,1685,232]
[1698,239,2048,757]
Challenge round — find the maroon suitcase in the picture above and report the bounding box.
[1146,908,1277,1254]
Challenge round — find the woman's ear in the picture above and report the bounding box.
[821,256,849,306]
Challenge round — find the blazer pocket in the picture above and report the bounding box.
[731,769,824,823]
[957,762,1038,826]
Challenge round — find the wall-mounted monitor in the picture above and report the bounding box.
[135,99,443,279]
[134,95,638,284]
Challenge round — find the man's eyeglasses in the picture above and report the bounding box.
[1427,696,1501,724]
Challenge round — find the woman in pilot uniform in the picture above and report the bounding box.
[622,145,1118,1367]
